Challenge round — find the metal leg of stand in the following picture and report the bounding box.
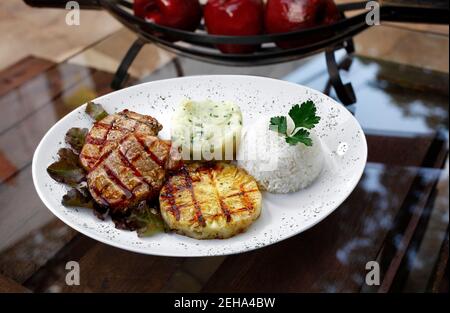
[172,58,185,77]
[325,39,356,106]
[111,38,146,90]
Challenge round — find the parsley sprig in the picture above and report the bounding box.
[269,100,320,147]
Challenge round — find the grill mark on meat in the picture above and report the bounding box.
[206,167,231,223]
[87,134,132,172]
[96,122,133,132]
[118,110,161,130]
[89,147,115,172]
[78,155,97,169]
[84,113,147,150]
[95,122,113,130]
[239,184,254,213]
[134,135,165,167]
[181,167,206,227]
[86,121,114,145]
[130,154,141,162]
[90,186,110,207]
[86,122,132,146]
[81,112,162,171]
[86,137,111,145]
[103,164,134,202]
[164,180,181,221]
[82,111,168,210]
[78,154,98,160]
[117,148,154,189]
[117,149,142,178]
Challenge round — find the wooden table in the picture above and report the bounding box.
[0,23,448,293]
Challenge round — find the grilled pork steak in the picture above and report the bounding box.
[81,110,181,212]
[80,109,162,171]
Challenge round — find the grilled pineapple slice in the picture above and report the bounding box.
[159,162,262,239]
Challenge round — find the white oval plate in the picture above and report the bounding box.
[32,75,367,257]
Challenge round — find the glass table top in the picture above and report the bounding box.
[0,23,447,293]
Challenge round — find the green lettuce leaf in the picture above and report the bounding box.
[129,202,166,237]
[65,128,88,153]
[47,148,85,186]
[62,187,94,209]
[85,101,108,121]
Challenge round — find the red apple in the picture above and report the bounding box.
[133,0,151,19]
[133,0,202,31]
[204,0,265,54]
[265,0,341,49]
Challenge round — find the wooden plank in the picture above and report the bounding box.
[161,256,227,292]
[0,69,114,184]
[62,245,183,293]
[366,133,434,167]
[377,133,449,292]
[0,167,55,254]
[377,167,443,292]
[0,219,77,284]
[23,234,98,292]
[0,273,29,293]
[353,24,449,73]
[0,0,121,70]
[429,230,449,293]
[0,61,96,134]
[0,56,54,97]
[25,236,184,293]
[0,65,117,283]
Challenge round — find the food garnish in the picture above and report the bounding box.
[62,187,94,209]
[65,127,88,153]
[129,202,166,237]
[47,148,86,186]
[62,186,110,220]
[269,100,320,146]
[85,101,108,121]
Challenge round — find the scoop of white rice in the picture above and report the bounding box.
[237,117,323,193]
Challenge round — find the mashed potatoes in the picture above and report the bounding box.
[171,99,242,161]
[237,117,323,193]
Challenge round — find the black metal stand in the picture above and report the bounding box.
[325,39,356,106]
[26,0,448,106]
[111,38,358,106]
[111,38,186,90]
[111,38,146,90]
